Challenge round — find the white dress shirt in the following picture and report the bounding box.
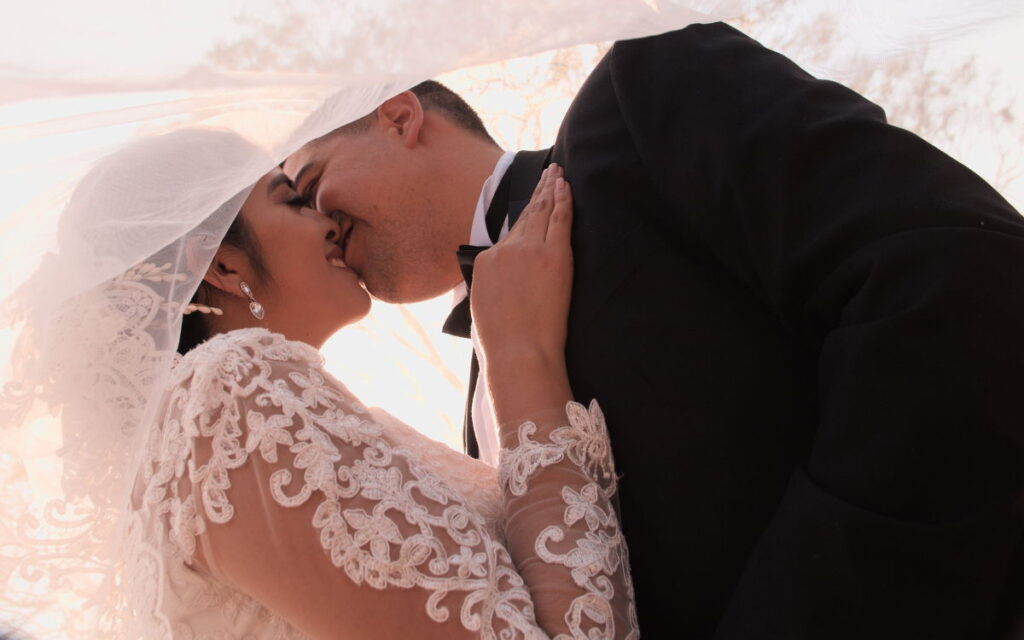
[451,150,515,467]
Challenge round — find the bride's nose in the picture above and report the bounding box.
[321,210,342,242]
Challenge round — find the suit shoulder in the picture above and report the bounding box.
[612,22,757,60]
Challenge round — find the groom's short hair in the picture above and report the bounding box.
[325,80,496,145]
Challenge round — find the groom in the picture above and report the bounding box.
[285,23,1024,639]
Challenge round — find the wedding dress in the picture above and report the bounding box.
[125,327,637,639]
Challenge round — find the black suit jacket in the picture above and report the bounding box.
[473,23,1024,639]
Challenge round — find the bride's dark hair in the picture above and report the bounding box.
[177,213,268,355]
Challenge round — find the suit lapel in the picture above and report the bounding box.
[462,148,552,458]
[506,148,552,229]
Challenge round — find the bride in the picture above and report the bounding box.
[4,127,636,639]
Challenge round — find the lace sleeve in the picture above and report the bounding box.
[159,330,543,639]
[148,330,636,639]
[499,401,639,640]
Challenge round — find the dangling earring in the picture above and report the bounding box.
[239,281,265,320]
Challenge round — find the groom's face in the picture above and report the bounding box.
[283,129,462,304]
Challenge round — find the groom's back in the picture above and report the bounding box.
[552,22,1024,639]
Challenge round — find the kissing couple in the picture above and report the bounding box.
[5,21,1024,640]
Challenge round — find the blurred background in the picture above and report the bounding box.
[0,0,1020,448]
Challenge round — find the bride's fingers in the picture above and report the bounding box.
[546,176,573,246]
[528,163,552,202]
[523,164,560,242]
[505,165,549,242]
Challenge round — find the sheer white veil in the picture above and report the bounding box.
[0,128,270,637]
[0,0,1019,637]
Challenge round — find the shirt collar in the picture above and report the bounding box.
[451,150,515,309]
[469,150,516,247]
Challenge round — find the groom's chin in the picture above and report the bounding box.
[359,275,406,304]
[366,276,461,305]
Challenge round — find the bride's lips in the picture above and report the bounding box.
[326,243,347,270]
[326,222,359,273]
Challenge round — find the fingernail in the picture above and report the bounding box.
[556,177,566,191]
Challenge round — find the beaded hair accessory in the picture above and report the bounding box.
[183,303,223,316]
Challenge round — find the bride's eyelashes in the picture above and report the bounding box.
[300,177,320,209]
[268,174,308,209]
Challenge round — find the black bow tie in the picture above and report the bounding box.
[441,149,552,340]
[442,245,489,338]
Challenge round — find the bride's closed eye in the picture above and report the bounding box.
[284,191,306,207]
[300,177,319,209]
[267,172,308,209]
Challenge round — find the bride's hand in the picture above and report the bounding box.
[471,163,574,368]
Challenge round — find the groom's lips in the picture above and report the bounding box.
[341,225,355,268]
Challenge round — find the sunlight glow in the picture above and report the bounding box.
[2,18,1022,452]
[1,6,1023,638]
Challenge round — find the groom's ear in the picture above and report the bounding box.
[375,91,424,149]
[202,244,249,299]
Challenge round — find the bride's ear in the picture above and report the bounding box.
[202,244,249,299]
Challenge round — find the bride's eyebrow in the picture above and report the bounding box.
[266,172,291,195]
[291,163,316,194]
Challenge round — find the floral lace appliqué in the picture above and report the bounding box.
[499,400,639,640]
[136,328,546,639]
